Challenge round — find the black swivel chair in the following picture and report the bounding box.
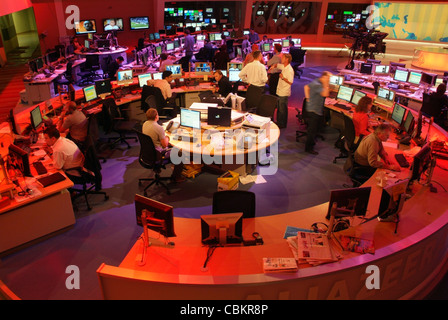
[290,47,306,79]
[67,136,109,210]
[78,55,102,86]
[212,190,256,219]
[342,139,370,188]
[141,85,176,121]
[102,98,138,149]
[256,94,278,120]
[333,114,363,163]
[134,129,172,196]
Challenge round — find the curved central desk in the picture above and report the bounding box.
[75,47,128,71]
[97,122,448,300]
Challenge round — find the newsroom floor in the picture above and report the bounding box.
[0,50,447,300]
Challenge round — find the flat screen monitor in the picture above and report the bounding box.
[377,87,395,102]
[194,62,212,75]
[75,20,97,34]
[408,71,422,85]
[329,75,344,86]
[165,64,182,78]
[389,61,406,74]
[366,59,381,64]
[35,57,44,70]
[96,39,110,49]
[103,18,124,32]
[393,68,409,82]
[135,194,176,238]
[155,46,162,55]
[337,85,354,102]
[351,90,367,105]
[117,69,134,85]
[282,39,289,47]
[130,16,149,30]
[410,143,432,183]
[227,62,243,82]
[377,179,409,219]
[173,39,180,49]
[213,33,222,41]
[46,50,60,64]
[83,84,97,102]
[200,212,243,245]
[94,79,112,96]
[374,65,390,75]
[152,72,163,80]
[30,106,43,130]
[360,63,373,74]
[391,102,406,125]
[402,110,414,134]
[420,72,437,86]
[291,38,301,46]
[138,73,152,87]
[154,32,160,40]
[207,106,231,126]
[166,42,174,51]
[180,108,201,129]
[326,187,372,219]
[8,144,31,177]
[262,43,271,52]
[197,34,206,41]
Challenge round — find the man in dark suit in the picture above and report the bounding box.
[213,70,232,98]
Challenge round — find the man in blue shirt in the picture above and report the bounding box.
[248,29,260,44]
[183,30,195,59]
[303,71,331,155]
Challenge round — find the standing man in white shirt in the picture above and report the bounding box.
[276,53,294,129]
[238,50,268,111]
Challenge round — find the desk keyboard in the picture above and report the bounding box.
[333,103,352,110]
[33,161,48,175]
[394,153,410,168]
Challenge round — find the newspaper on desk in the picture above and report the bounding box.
[287,231,339,266]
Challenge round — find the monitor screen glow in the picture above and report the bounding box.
[337,85,354,102]
[130,16,149,30]
[75,20,97,34]
[138,73,152,87]
[351,90,366,105]
[83,85,97,102]
[180,108,201,129]
[117,70,134,85]
[394,68,409,82]
[391,103,406,125]
[408,71,422,85]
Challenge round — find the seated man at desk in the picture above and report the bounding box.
[213,70,232,98]
[108,56,124,80]
[354,123,400,180]
[57,101,88,146]
[43,126,85,177]
[142,108,184,182]
[150,70,175,103]
[159,53,178,72]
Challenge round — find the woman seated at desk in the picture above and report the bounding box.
[353,96,373,139]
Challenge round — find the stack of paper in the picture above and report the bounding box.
[287,231,339,266]
[263,257,298,273]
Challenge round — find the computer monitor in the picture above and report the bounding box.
[326,187,372,219]
[138,73,152,87]
[154,32,160,40]
[329,75,344,86]
[197,34,206,41]
[282,39,289,47]
[102,18,124,32]
[117,69,134,86]
[393,67,409,82]
[360,63,373,75]
[377,179,409,219]
[389,61,406,74]
[166,41,174,52]
[336,85,354,102]
[129,16,149,30]
[152,72,163,80]
[262,43,271,52]
[165,64,182,78]
[30,106,43,130]
[194,62,212,75]
[180,108,201,129]
[391,103,406,126]
[408,70,422,85]
[155,45,162,56]
[173,39,180,49]
[8,144,31,177]
[351,90,367,105]
[96,39,110,49]
[207,106,231,126]
[46,50,60,64]
[135,194,176,238]
[94,79,112,97]
[200,212,243,245]
[83,84,98,102]
[377,87,395,102]
[227,62,243,82]
[420,72,437,86]
[402,110,415,134]
[410,143,433,183]
[374,65,390,75]
[366,59,381,65]
[291,38,301,47]
[75,20,97,34]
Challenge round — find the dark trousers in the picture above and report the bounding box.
[305,112,324,151]
[268,73,280,96]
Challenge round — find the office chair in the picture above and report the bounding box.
[67,136,109,210]
[212,190,256,218]
[333,114,363,163]
[101,98,138,149]
[290,48,306,79]
[198,90,214,101]
[256,94,278,120]
[134,129,172,196]
[232,81,241,94]
[342,146,370,188]
[141,85,176,121]
[78,55,102,85]
[295,98,325,142]
[329,110,346,150]
[85,113,106,163]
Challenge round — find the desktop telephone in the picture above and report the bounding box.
[166,120,179,132]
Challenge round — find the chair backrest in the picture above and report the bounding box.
[83,136,103,190]
[329,110,345,132]
[141,85,166,112]
[290,48,306,64]
[342,114,357,150]
[134,129,158,169]
[212,190,256,218]
[101,98,122,133]
[256,94,278,118]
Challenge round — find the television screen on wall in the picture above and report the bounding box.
[74,19,97,34]
[130,16,150,30]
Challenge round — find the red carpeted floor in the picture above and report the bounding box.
[0,63,29,122]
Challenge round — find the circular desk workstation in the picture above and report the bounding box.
[97,121,448,300]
